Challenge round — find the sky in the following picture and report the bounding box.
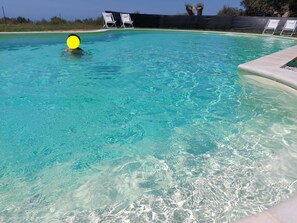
[0,0,243,21]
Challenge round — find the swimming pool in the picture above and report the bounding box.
[0,30,297,222]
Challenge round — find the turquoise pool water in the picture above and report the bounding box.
[0,30,297,222]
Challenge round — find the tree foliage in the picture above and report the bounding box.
[0,16,103,26]
[16,16,31,23]
[288,1,297,16]
[50,16,67,25]
[0,16,31,24]
[240,0,297,16]
[217,5,244,16]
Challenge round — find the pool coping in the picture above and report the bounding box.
[0,28,296,40]
[133,28,297,40]
[238,45,297,92]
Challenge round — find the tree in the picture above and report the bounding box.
[240,0,297,17]
[36,19,48,25]
[50,16,66,25]
[217,5,243,16]
[83,18,94,24]
[16,16,31,23]
[241,0,271,16]
[289,0,297,16]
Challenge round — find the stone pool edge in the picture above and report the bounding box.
[0,28,296,41]
[238,45,297,92]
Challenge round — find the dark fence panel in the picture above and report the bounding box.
[132,14,161,28]
[106,11,297,32]
[230,16,290,31]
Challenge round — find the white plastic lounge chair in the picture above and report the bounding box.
[280,20,297,36]
[262,19,280,35]
[120,13,134,29]
[102,12,117,29]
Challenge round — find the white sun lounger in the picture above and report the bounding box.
[280,20,297,36]
[102,12,117,29]
[120,13,134,29]
[262,19,280,35]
